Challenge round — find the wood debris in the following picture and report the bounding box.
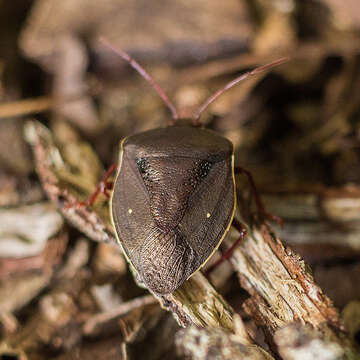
[1,0,360,358]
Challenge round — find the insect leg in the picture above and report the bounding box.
[69,162,118,208]
[205,218,247,276]
[235,166,283,226]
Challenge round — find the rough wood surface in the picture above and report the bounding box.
[229,223,341,331]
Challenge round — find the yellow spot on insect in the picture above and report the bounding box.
[206,213,211,218]
[128,208,133,214]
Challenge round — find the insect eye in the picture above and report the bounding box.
[197,160,212,178]
[136,158,147,174]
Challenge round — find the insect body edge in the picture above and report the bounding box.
[110,125,236,294]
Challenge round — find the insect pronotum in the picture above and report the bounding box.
[89,38,288,295]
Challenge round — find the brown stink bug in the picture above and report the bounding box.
[84,38,287,295]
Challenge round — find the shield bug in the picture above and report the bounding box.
[86,38,287,295]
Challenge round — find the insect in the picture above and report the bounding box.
[83,38,287,295]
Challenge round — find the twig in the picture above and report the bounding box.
[225,221,357,355]
[0,97,53,119]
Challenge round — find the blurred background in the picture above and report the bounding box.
[0,0,360,358]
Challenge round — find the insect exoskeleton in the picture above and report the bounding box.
[110,123,236,294]
[92,38,287,295]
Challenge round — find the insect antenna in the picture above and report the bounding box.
[99,37,179,125]
[192,57,289,126]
